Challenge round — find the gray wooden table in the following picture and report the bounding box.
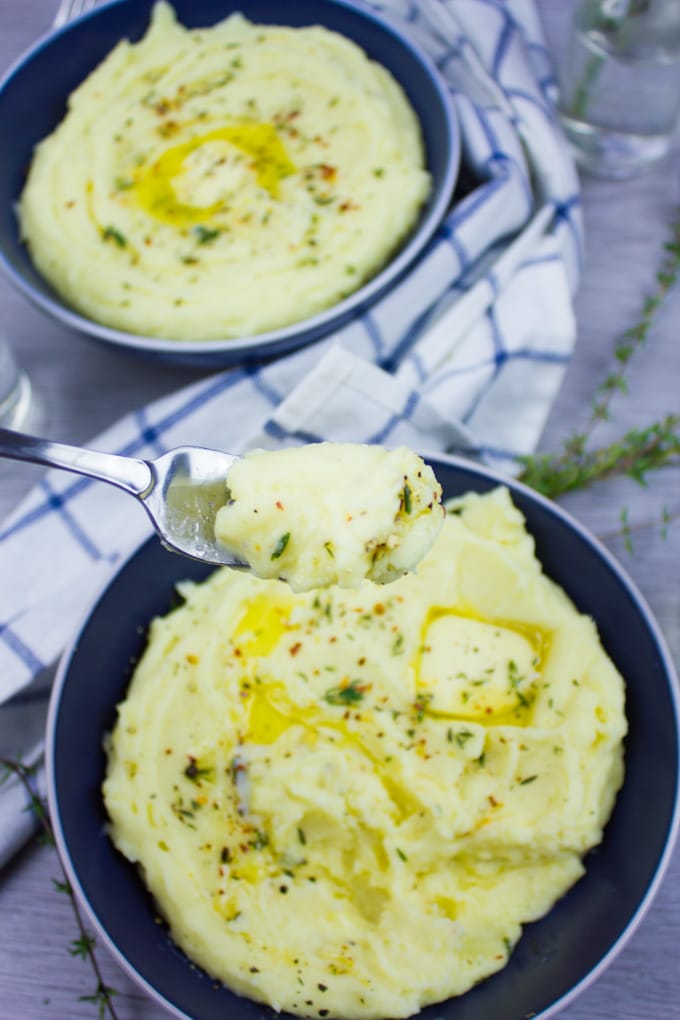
[0,2,678,1018]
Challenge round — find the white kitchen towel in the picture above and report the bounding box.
[0,0,581,864]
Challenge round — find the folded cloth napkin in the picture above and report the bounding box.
[0,0,581,866]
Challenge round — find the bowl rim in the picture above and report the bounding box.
[45,450,680,1020]
[0,0,460,360]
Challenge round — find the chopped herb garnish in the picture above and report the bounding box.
[401,483,412,514]
[101,225,127,247]
[324,678,365,706]
[193,224,220,244]
[297,827,307,845]
[412,692,432,722]
[249,829,269,850]
[323,541,335,558]
[271,532,290,560]
[396,847,408,862]
[455,729,474,748]
[519,774,538,785]
[184,756,214,783]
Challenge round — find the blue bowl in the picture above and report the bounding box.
[0,0,458,368]
[47,455,679,1020]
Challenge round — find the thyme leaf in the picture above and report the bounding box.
[324,679,365,706]
[0,756,121,1019]
[271,532,290,560]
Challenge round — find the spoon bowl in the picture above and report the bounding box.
[0,427,240,566]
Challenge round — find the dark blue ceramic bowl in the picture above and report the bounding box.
[46,454,680,1020]
[0,0,458,368]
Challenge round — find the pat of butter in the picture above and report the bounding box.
[419,613,540,719]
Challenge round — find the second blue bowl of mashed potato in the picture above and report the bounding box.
[0,0,459,366]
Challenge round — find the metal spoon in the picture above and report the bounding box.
[0,427,240,566]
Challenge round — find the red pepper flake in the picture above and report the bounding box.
[289,642,302,657]
[275,500,285,510]
[319,164,336,180]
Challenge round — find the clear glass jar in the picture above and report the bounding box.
[558,0,680,177]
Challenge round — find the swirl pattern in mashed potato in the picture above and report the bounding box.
[18,2,431,341]
[103,488,627,1020]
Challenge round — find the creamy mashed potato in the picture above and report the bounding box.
[19,2,430,341]
[214,443,444,591]
[104,488,626,1019]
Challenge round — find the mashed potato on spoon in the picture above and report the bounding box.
[214,443,445,591]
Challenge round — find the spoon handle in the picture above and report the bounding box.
[0,427,152,497]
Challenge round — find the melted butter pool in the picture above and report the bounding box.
[132,122,297,226]
[416,608,550,722]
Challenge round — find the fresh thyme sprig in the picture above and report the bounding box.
[518,414,680,497]
[586,216,680,437]
[518,206,680,500]
[0,757,120,1020]
[599,504,680,553]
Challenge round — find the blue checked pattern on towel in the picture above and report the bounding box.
[0,0,581,865]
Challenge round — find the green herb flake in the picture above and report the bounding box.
[455,729,474,748]
[323,541,335,558]
[401,483,412,514]
[519,774,538,785]
[271,532,290,560]
[324,678,365,706]
[395,847,408,862]
[183,756,214,783]
[249,829,269,850]
[413,692,432,722]
[101,225,127,248]
[391,633,405,656]
[193,224,221,245]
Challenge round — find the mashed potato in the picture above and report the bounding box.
[103,487,626,1019]
[214,443,445,591]
[19,2,430,341]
